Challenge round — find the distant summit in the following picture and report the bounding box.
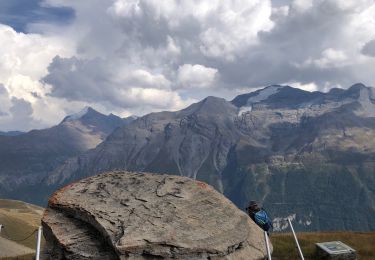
[61,106,94,122]
[60,106,129,137]
[232,85,286,107]
[232,84,324,109]
[0,107,135,205]
[233,83,375,113]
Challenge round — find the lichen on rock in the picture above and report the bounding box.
[42,171,270,259]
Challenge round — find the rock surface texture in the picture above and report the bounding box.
[42,171,268,259]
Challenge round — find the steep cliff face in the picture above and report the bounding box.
[0,107,133,205]
[42,171,269,259]
[45,84,375,231]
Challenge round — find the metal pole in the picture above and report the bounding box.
[288,218,304,260]
[264,231,272,260]
[36,226,42,260]
[0,224,2,234]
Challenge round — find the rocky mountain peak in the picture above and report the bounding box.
[180,96,236,118]
[59,106,131,137]
[233,85,325,114]
[323,84,375,113]
[349,83,367,90]
[231,85,286,107]
[331,83,368,100]
[233,83,375,114]
[61,106,101,123]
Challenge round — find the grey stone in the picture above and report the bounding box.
[42,171,270,259]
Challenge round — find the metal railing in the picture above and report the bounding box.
[264,231,272,260]
[288,218,305,260]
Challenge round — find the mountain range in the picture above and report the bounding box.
[0,107,134,204]
[1,83,375,232]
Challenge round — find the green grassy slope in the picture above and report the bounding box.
[271,231,375,260]
[0,237,35,259]
[0,199,44,260]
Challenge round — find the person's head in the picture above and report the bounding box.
[246,200,260,214]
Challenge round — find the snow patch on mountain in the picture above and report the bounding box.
[248,85,283,104]
[272,213,296,231]
[238,85,282,115]
[64,106,90,121]
[273,212,314,231]
[238,106,253,115]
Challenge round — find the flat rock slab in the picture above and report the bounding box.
[42,171,269,259]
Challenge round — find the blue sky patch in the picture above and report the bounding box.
[0,0,74,32]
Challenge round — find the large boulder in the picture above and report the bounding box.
[42,171,270,259]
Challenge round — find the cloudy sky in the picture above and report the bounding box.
[0,0,375,131]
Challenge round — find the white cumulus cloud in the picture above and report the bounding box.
[0,24,73,130]
[1,0,375,130]
[177,64,218,89]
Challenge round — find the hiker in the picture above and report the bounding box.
[246,200,273,233]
